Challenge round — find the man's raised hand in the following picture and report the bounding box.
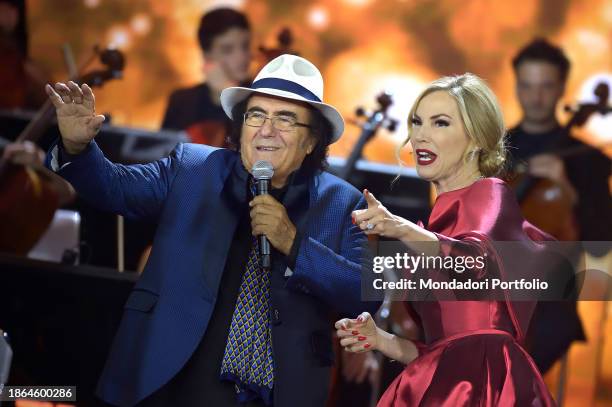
[45,81,105,154]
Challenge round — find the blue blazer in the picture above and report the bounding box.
[47,141,379,407]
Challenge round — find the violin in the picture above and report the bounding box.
[0,47,125,255]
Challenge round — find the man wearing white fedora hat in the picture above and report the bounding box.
[43,54,379,407]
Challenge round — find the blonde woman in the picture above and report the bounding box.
[336,74,556,406]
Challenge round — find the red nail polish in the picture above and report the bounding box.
[352,330,359,335]
[364,343,371,348]
[358,336,366,341]
[351,217,355,225]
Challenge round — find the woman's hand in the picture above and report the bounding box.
[336,311,421,364]
[352,189,440,254]
[45,81,105,154]
[335,312,379,353]
[352,189,410,239]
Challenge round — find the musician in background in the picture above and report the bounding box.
[161,7,252,147]
[507,38,611,374]
[134,8,253,273]
[508,38,611,245]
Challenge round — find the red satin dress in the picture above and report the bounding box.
[378,178,556,407]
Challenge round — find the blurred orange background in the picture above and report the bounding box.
[27,0,612,165]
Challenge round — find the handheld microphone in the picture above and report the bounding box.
[252,160,274,269]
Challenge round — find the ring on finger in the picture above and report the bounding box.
[366,223,374,230]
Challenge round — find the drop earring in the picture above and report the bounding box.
[469,149,481,161]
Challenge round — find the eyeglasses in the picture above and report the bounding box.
[243,111,311,132]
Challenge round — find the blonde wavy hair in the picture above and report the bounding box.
[398,73,507,177]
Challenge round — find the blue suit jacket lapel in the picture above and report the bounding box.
[272,169,314,277]
[200,154,248,301]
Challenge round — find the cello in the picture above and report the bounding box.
[337,92,397,181]
[327,93,398,407]
[509,82,612,241]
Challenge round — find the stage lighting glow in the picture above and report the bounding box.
[209,0,245,9]
[308,6,329,30]
[603,1,612,23]
[107,26,131,50]
[575,29,609,56]
[131,14,152,36]
[84,0,100,8]
[342,0,372,6]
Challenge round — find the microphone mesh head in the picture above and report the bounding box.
[252,160,274,180]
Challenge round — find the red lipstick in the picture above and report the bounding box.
[415,149,437,166]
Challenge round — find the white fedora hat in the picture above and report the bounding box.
[220,54,344,143]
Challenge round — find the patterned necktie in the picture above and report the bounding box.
[220,181,275,405]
